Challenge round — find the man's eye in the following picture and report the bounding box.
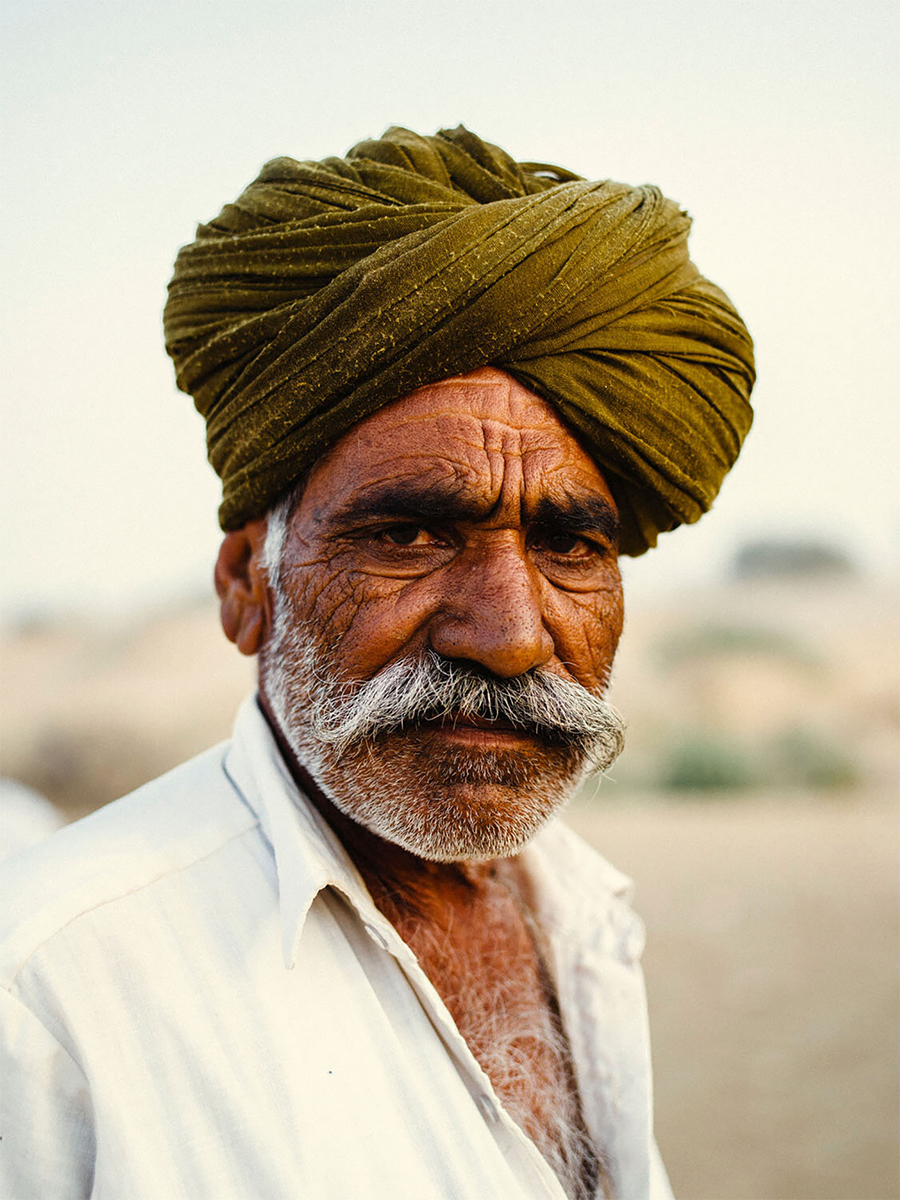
[379,524,430,546]
[543,531,582,555]
[533,528,592,556]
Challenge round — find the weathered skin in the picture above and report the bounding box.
[217,368,622,678]
[214,367,625,1193]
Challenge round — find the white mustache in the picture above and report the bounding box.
[310,650,626,772]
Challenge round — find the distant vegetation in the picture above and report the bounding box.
[655,623,819,669]
[766,727,859,791]
[659,734,753,792]
[600,566,893,801]
[657,727,859,794]
[732,538,857,579]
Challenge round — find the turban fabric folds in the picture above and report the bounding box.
[164,126,754,555]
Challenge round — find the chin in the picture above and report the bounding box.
[308,731,589,862]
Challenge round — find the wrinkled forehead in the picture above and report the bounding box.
[304,367,616,510]
[363,366,569,443]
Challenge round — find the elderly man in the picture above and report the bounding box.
[0,128,753,1199]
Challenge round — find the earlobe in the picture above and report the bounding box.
[214,521,270,656]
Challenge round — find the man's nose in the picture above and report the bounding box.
[427,539,554,678]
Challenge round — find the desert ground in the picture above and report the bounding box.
[567,794,898,1200]
[2,571,897,1199]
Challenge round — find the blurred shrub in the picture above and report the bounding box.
[655,623,819,668]
[655,726,860,796]
[659,734,754,792]
[767,727,860,790]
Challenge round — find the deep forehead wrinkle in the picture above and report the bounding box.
[416,374,515,391]
[391,371,545,434]
[357,408,553,444]
[325,476,620,543]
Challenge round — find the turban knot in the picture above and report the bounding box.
[164,125,754,555]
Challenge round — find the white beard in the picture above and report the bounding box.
[260,586,625,863]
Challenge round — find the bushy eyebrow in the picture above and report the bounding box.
[532,495,621,546]
[325,479,620,545]
[327,480,486,526]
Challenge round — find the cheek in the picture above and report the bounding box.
[289,557,438,676]
[280,553,368,654]
[546,584,624,688]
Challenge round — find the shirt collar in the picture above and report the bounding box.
[223,694,654,1198]
[223,693,384,968]
[522,819,645,965]
[224,692,643,970]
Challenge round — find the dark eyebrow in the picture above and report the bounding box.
[324,480,487,527]
[324,479,620,545]
[532,495,621,546]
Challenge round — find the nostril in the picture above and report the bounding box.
[427,604,554,679]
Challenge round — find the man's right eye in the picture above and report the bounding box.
[378,524,430,546]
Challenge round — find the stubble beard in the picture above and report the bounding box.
[261,592,624,863]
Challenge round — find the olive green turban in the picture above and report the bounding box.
[164,125,754,555]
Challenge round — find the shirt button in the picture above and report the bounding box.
[363,924,389,951]
[477,1094,499,1123]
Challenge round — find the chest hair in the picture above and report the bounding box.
[370,861,610,1200]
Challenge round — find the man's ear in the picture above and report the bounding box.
[214,520,271,656]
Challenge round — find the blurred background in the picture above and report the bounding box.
[1,2,897,1197]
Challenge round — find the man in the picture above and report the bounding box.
[0,127,754,1199]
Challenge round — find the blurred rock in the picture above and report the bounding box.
[0,598,255,818]
[732,537,858,579]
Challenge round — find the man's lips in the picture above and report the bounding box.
[440,713,518,731]
[409,713,542,744]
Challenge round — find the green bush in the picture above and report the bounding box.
[655,726,860,795]
[768,727,859,790]
[659,735,753,792]
[655,623,818,668]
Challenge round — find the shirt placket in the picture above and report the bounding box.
[353,904,575,1200]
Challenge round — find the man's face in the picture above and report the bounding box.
[259,368,625,861]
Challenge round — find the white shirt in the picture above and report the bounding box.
[0,779,62,863]
[0,696,672,1200]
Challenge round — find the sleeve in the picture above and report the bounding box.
[0,989,94,1200]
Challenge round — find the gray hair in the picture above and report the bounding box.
[310,648,625,772]
[261,475,308,588]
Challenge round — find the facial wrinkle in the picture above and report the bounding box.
[262,580,625,864]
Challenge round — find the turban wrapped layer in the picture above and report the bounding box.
[164,125,754,555]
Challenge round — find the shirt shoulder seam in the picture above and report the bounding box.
[1,984,90,1078]
[5,815,262,987]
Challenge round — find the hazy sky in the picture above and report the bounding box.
[1,0,897,616]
